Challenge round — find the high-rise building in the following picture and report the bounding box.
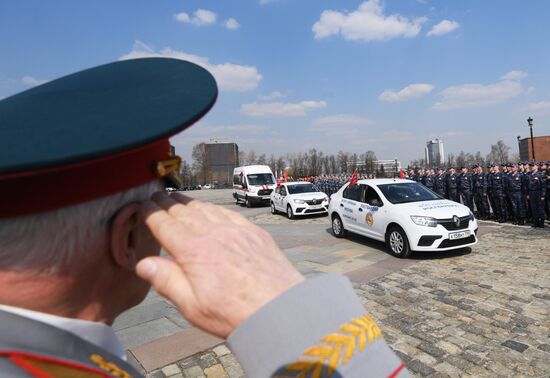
[425,139,444,166]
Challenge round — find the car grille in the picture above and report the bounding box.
[438,216,470,230]
[258,189,273,195]
[306,198,325,205]
[438,235,476,248]
[304,207,328,214]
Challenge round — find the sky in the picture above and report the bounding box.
[1,0,550,165]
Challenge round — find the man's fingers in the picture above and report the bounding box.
[136,256,194,311]
[139,200,202,254]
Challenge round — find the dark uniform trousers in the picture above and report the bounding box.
[0,310,141,378]
[527,172,547,226]
[506,173,525,224]
[446,175,459,203]
[489,173,507,221]
[472,173,489,218]
[458,175,474,212]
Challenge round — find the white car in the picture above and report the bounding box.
[328,179,478,258]
[270,182,329,219]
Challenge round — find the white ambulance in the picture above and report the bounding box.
[233,165,276,207]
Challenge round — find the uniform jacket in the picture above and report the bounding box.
[0,310,141,378]
[505,172,523,192]
[446,173,458,192]
[472,173,488,194]
[457,173,472,193]
[527,171,547,193]
[1,274,408,378]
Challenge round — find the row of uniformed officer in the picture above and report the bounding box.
[410,163,547,228]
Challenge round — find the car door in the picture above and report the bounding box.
[357,185,386,240]
[279,185,288,210]
[340,184,364,233]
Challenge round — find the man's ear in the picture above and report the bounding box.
[110,203,140,270]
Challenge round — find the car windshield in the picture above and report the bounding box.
[377,182,441,204]
[247,173,275,185]
[287,183,320,194]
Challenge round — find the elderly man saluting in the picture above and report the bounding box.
[0,58,407,378]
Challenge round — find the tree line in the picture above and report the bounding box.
[183,140,515,185]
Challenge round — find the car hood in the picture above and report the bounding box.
[288,192,326,200]
[395,200,470,219]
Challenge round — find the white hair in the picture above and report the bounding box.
[0,181,162,273]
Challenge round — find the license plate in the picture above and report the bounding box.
[262,196,270,200]
[310,205,322,209]
[449,230,470,240]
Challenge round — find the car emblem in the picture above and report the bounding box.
[453,215,460,227]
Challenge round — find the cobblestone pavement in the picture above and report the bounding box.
[145,220,549,377]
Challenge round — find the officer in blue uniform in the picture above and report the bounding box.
[434,167,447,198]
[446,167,459,202]
[527,162,547,228]
[423,168,435,191]
[542,161,550,221]
[488,164,507,222]
[458,166,474,211]
[505,164,526,225]
[472,164,490,219]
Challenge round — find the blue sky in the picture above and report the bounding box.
[1,0,550,165]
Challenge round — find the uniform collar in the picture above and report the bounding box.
[0,304,126,360]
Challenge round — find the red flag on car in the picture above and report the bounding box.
[399,169,405,179]
[349,168,359,188]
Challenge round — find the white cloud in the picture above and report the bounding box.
[22,75,48,86]
[120,41,262,92]
[174,9,217,26]
[241,100,327,117]
[433,72,528,110]
[312,0,427,42]
[259,91,285,101]
[311,114,374,138]
[427,20,460,37]
[378,83,434,102]
[500,70,528,81]
[174,12,190,23]
[527,101,550,110]
[224,18,240,30]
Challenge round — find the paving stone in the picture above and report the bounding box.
[212,345,231,357]
[161,364,181,377]
[219,355,244,378]
[198,353,218,369]
[178,356,199,370]
[182,365,205,378]
[203,364,228,378]
[537,343,550,353]
[407,359,436,376]
[417,342,445,358]
[146,370,164,378]
[501,340,529,353]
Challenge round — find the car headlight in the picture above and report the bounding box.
[293,199,305,204]
[323,196,329,202]
[469,211,475,221]
[410,215,437,227]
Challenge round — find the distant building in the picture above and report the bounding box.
[519,135,550,161]
[350,159,402,177]
[204,142,239,184]
[425,139,444,166]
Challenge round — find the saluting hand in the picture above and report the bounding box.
[135,192,304,338]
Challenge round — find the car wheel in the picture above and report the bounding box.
[270,202,277,214]
[386,226,412,258]
[245,196,251,208]
[287,205,294,219]
[331,214,347,238]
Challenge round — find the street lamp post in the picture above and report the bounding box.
[527,117,535,161]
[517,136,521,160]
